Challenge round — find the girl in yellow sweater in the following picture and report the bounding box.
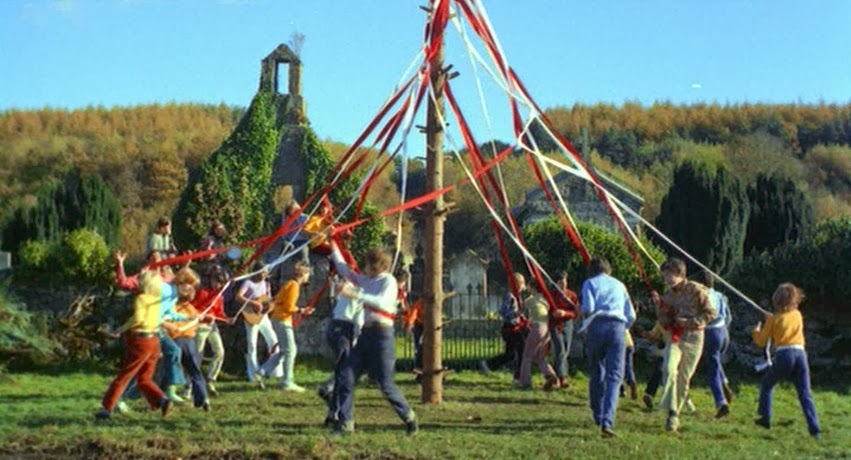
[254,262,312,391]
[751,283,820,439]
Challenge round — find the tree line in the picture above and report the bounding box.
[3,102,851,268]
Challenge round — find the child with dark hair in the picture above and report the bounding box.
[479,272,527,382]
[752,283,821,439]
[580,256,635,438]
[237,262,282,383]
[549,272,577,388]
[194,265,230,396]
[396,271,424,376]
[620,330,638,400]
[638,321,666,409]
[147,217,177,258]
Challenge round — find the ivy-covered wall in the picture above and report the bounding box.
[173,92,280,248]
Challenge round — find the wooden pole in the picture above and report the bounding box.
[421,17,446,404]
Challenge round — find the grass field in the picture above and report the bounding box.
[1,363,849,459]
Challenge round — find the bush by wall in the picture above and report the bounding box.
[518,217,665,294]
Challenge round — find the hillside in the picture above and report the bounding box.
[0,104,241,253]
[2,102,851,258]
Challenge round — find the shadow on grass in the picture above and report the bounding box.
[449,394,585,407]
[0,393,51,403]
[7,360,115,376]
[17,415,87,429]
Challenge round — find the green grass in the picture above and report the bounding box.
[0,365,848,459]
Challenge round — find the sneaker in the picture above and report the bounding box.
[323,416,337,428]
[281,383,306,393]
[478,360,491,376]
[160,399,174,418]
[202,400,211,412]
[642,394,653,410]
[207,381,219,397]
[558,376,570,389]
[253,372,266,390]
[405,412,419,437]
[684,398,696,413]
[115,401,131,415]
[754,417,771,429]
[331,420,355,436]
[166,385,185,404]
[181,385,192,400]
[722,382,734,403]
[601,426,616,438]
[811,432,820,440]
[665,414,680,432]
[95,409,111,421]
[629,382,638,400]
[715,404,730,419]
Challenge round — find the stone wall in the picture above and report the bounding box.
[270,125,308,203]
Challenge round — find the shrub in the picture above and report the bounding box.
[0,287,56,368]
[59,229,111,285]
[15,230,111,287]
[18,240,57,272]
[519,218,665,294]
[731,218,851,317]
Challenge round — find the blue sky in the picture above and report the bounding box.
[2,0,850,145]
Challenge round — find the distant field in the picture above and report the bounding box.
[1,364,848,459]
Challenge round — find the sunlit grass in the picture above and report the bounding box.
[1,365,848,459]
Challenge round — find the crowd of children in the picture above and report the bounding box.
[96,211,821,441]
[474,255,821,439]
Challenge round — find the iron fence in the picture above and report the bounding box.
[395,293,507,371]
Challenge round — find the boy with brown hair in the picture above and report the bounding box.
[651,257,716,433]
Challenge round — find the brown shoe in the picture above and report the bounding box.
[559,376,570,389]
[160,399,174,418]
[543,376,561,391]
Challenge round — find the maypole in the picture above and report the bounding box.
[421,0,448,404]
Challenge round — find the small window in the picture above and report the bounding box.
[276,62,289,95]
